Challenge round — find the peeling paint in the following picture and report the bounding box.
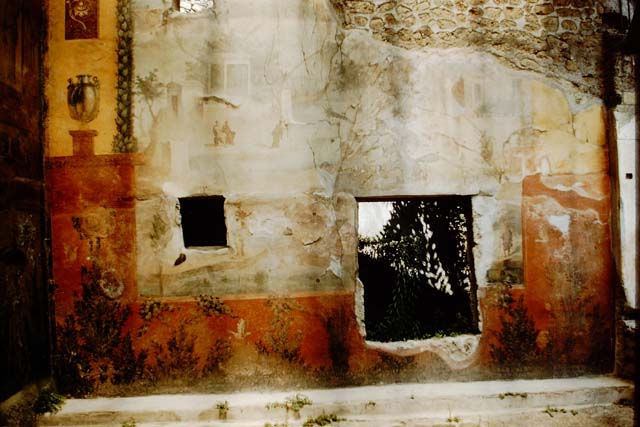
[547,215,570,236]
[329,255,342,278]
[43,0,621,392]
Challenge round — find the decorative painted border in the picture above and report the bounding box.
[65,0,99,40]
[112,0,137,153]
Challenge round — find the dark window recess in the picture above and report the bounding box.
[358,197,479,342]
[179,196,227,247]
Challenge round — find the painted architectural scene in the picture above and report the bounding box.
[0,0,639,424]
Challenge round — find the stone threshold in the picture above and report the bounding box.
[39,375,633,426]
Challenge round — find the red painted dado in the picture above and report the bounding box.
[46,138,142,321]
[44,144,429,394]
[522,173,614,367]
[45,143,617,396]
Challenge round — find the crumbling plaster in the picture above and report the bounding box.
[38,0,630,392]
[132,0,609,305]
[330,0,635,97]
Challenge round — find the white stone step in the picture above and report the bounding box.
[38,376,633,427]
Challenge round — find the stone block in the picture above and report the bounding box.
[353,15,369,27]
[534,3,554,15]
[370,17,385,31]
[561,19,578,32]
[524,23,541,32]
[565,59,579,71]
[402,14,416,27]
[384,13,397,25]
[556,7,580,17]
[622,91,635,105]
[437,19,456,30]
[504,7,523,20]
[346,1,375,14]
[484,7,501,19]
[376,1,396,13]
[541,16,559,31]
[396,4,413,16]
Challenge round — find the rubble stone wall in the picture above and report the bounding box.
[331,0,634,96]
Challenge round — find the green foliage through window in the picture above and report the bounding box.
[358,197,479,341]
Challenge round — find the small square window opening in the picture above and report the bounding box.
[179,195,227,247]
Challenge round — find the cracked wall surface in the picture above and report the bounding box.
[130,0,613,366]
[44,0,626,394]
[133,0,347,296]
[133,0,610,299]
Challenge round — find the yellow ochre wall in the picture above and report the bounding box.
[46,0,117,156]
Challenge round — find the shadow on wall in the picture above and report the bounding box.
[0,0,51,404]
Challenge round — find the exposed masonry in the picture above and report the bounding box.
[330,0,635,97]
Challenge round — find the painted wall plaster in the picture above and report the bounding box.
[46,0,118,156]
[133,1,609,301]
[43,0,631,394]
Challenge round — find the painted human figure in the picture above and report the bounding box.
[271,120,287,148]
[222,120,235,145]
[212,121,224,146]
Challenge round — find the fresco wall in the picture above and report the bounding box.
[44,0,633,396]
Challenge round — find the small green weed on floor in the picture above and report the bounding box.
[33,389,65,415]
[121,418,136,427]
[303,412,344,426]
[543,406,578,417]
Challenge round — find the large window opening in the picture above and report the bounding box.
[179,195,227,247]
[357,197,479,342]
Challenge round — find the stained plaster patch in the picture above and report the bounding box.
[540,179,604,201]
[547,214,570,236]
[366,334,480,370]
